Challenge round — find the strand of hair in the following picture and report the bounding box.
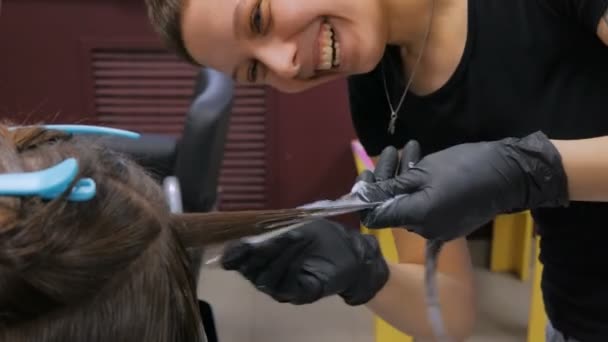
[171,209,326,247]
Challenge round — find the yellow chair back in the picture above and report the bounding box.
[351,140,414,342]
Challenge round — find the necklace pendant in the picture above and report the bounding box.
[388,112,398,135]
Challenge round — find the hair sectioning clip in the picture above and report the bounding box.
[1,124,140,201]
[0,158,95,201]
[9,124,140,140]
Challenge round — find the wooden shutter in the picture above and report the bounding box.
[219,85,269,210]
[91,48,198,136]
[87,46,272,210]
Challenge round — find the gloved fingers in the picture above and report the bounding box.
[290,270,324,305]
[221,232,303,281]
[241,233,304,280]
[373,146,399,181]
[351,169,375,196]
[400,140,421,175]
[356,170,375,184]
[253,238,313,300]
[355,168,423,203]
[361,192,426,229]
[354,142,420,205]
[220,240,253,270]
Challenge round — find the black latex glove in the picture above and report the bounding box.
[355,131,570,241]
[220,219,389,306]
[353,140,421,217]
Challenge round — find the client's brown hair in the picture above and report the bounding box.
[0,125,205,341]
[0,124,319,341]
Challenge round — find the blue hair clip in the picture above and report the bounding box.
[9,124,140,140]
[0,158,96,202]
[0,124,139,202]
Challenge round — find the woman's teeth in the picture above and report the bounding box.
[318,22,340,71]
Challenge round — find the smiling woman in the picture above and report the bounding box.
[145,0,608,341]
[174,0,388,93]
[143,1,477,340]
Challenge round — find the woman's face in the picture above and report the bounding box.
[181,0,388,93]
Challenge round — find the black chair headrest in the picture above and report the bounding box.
[174,68,234,212]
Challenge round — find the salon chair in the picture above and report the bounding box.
[102,67,234,342]
[103,67,233,213]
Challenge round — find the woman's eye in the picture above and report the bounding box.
[251,0,263,33]
[247,61,259,83]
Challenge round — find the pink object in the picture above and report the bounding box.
[350,140,375,170]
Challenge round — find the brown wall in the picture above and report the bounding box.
[0,0,360,226]
[0,1,156,123]
[268,81,360,227]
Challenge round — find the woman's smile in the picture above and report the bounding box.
[315,19,341,71]
[180,0,387,92]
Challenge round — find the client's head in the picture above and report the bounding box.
[0,125,204,341]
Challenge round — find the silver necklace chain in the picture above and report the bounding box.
[383,0,436,135]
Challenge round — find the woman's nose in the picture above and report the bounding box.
[256,41,301,80]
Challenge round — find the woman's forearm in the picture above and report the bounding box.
[365,262,476,341]
[551,136,608,202]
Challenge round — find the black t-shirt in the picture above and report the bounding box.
[347,0,608,340]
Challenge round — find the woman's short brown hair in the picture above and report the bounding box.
[145,0,200,65]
